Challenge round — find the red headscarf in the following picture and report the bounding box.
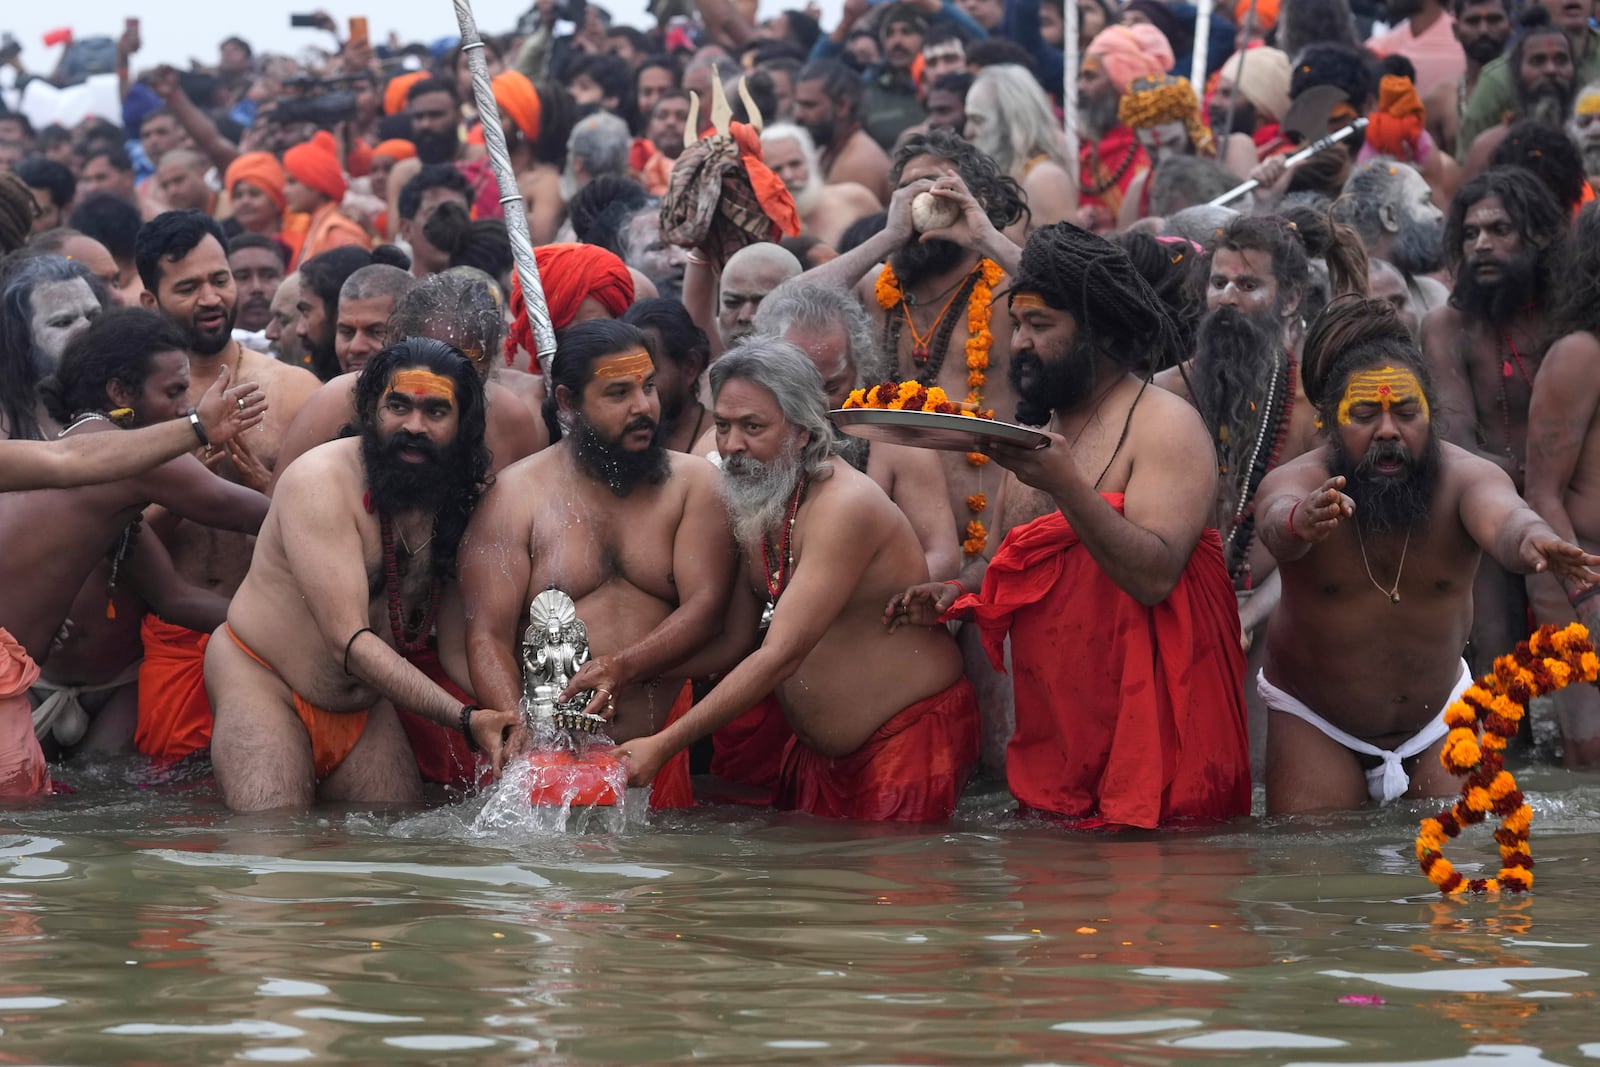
[506,244,636,371]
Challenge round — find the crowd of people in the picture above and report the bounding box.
[4,0,1600,825]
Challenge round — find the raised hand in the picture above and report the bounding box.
[1291,476,1355,542]
[884,177,934,247]
[194,365,268,446]
[918,172,998,251]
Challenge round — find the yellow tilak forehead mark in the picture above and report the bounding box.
[1337,366,1430,426]
[593,348,655,380]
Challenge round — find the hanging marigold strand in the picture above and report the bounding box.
[1416,622,1599,895]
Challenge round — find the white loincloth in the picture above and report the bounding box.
[1256,659,1470,803]
[30,660,142,746]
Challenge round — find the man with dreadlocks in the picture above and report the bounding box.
[459,321,738,810]
[1254,298,1598,814]
[207,340,520,811]
[1422,167,1569,676]
[886,222,1250,829]
[1153,212,1365,770]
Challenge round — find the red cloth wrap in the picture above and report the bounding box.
[945,495,1249,829]
[710,693,793,803]
[648,681,695,810]
[773,677,980,822]
[0,627,48,796]
[506,243,635,371]
[1079,125,1150,217]
[135,617,213,760]
[730,124,802,239]
[398,644,488,790]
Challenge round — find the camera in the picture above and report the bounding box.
[271,75,360,128]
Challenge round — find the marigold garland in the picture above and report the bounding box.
[874,256,1005,555]
[1416,623,1599,896]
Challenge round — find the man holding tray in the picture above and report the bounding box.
[886,223,1251,829]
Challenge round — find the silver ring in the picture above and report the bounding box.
[236,398,246,412]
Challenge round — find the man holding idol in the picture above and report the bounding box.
[886,223,1251,830]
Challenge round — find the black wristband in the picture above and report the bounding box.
[342,626,378,676]
[188,409,210,447]
[459,704,483,751]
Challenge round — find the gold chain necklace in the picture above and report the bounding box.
[1355,523,1411,605]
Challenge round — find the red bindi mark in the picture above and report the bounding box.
[1378,385,1392,396]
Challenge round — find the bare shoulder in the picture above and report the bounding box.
[1150,362,1190,400]
[301,373,358,413]
[666,449,722,492]
[242,349,321,401]
[1259,444,1332,497]
[832,181,882,210]
[1133,380,1210,447]
[1543,329,1600,374]
[811,460,895,519]
[1421,302,1463,339]
[1440,439,1511,486]
[273,438,362,502]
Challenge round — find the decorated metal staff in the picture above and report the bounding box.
[1207,118,1368,206]
[450,0,555,364]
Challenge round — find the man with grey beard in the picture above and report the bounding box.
[614,338,978,822]
[1334,158,1451,316]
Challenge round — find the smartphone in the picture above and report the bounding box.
[289,13,321,28]
[349,16,369,45]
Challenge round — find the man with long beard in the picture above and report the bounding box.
[1463,8,1579,172]
[134,210,321,763]
[1422,166,1568,674]
[1425,0,1513,157]
[1335,158,1451,315]
[760,123,882,249]
[1458,0,1600,163]
[1253,298,1597,813]
[207,339,519,811]
[460,321,736,809]
[1076,24,1170,231]
[1153,215,1345,771]
[614,339,978,821]
[885,222,1249,829]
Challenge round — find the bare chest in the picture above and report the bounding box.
[525,493,680,603]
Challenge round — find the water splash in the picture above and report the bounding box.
[470,739,635,836]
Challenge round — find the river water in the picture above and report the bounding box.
[3,761,1600,1065]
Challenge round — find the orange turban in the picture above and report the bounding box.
[1365,75,1426,161]
[1234,0,1279,32]
[506,244,635,371]
[224,152,287,214]
[492,71,542,143]
[1084,24,1175,96]
[384,71,428,116]
[373,138,417,162]
[283,130,348,204]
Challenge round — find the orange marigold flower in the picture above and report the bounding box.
[1426,857,1458,886]
[967,452,990,467]
[1443,704,1476,729]
[1481,732,1508,752]
[1488,770,1517,799]
[967,493,987,514]
[1582,651,1600,680]
[1465,786,1493,812]
[1504,804,1534,835]
[875,265,902,310]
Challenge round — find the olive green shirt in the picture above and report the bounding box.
[1456,27,1600,162]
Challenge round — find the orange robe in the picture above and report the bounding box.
[0,627,48,796]
[773,677,980,822]
[135,617,213,761]
[948,494,1249,829]
[290,203,370,270]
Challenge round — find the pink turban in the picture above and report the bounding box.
[1084,24,1175,95]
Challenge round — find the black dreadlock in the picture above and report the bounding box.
[1011,222,1184,395]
